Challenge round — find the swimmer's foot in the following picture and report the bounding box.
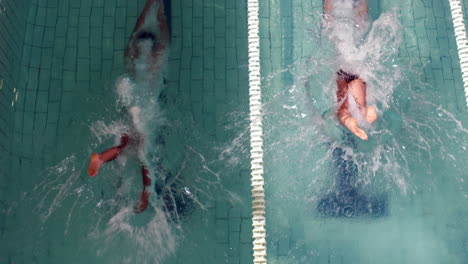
[344,117,368,140]
[365,106,378,123]
[87,153,104,177]
[134,190,149,213]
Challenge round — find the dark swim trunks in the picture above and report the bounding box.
[337,69,359,83]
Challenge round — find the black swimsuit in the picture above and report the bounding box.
[337,69,359,82]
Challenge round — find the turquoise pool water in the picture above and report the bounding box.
[262,0,468,263]
[0,0,466,263]
[0,0,253,263]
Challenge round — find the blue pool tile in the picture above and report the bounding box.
[55,17,68,38]
[30,47,42,68]
[23,111,34,132]
[58,0,69,16]
[413,0,426,19]
[180,48,192,69]
[203,94,216,113]
[103,17,114,38]
[63,48,77,71]
[68,9,79,28]
[76,59,90,81]
[215,38,225,59]
[215,80,226,102]
[226,9,236,29]
[424,7,436,29]
[47,102,60,124]
[78,38,90,58]
[203,113,216,135]
[34,113,47,132]
[193,0,203,18]
[215,17,226,37]
[193,17,202,37]
[45,7,58,28]
[35,91,48,113]
[191,57,203,80]
[38,69,51,91]
[404,28,418,48]
[13,112,23,133]
[79,0,92,17]
[229,231,240,256]
[203,69,214,94]
[27,68,39,91]
[191,100,203,122]
[226,29,236,48]
[66,27,78,47]
[192,37,203,57]
[182,29,193,47]
[89,27,102,48]
[102,38,114,59]
[43,27,55,47]
[78,18,90,38]
[60,92,74,113]
[214,58,226,80]
[191,80,202,101]
[240,243,253,264]
[437,37,449,52]
[36,7,47,26]
[27,4,37,23]
[418,38,430,57]
[103,0,116,16]
[49,80,62,102]
[203,6,215,28]
[182,7,192,28]
[226,48,237,69]
[167,60,180,82]
[441,56,454,80]
[90,9,104,28]
[114,29,126,50]
[115,8,126,29]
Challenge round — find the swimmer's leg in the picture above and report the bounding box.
[134,165,152,213]
[348,79,377,123]
[338,106,369,141]
[87,134,130,177]
[336,78,368,140]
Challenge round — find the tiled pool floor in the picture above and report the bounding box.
[1,0,254,263]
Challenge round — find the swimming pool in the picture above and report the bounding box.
[0,0,466,263]
[261,0,468,263]
[0,0,254,263]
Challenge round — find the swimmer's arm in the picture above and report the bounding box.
[354,0,368,19]
[324,0,333,15]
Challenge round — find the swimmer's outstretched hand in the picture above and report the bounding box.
[87,135,129,177]
[87,153,103,177]
[344,117,368,140]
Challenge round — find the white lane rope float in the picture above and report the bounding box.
[448,0,468,107]
[246,0,267,263]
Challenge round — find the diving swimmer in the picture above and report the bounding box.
[87,0,170,213]
[325,0,378,140]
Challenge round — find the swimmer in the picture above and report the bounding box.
[87,0,170,213]
[324,0,378,140]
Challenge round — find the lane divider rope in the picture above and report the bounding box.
[246,0,267,263]
[448,0,468,107]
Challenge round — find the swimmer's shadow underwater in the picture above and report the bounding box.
[317,132,388,218]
